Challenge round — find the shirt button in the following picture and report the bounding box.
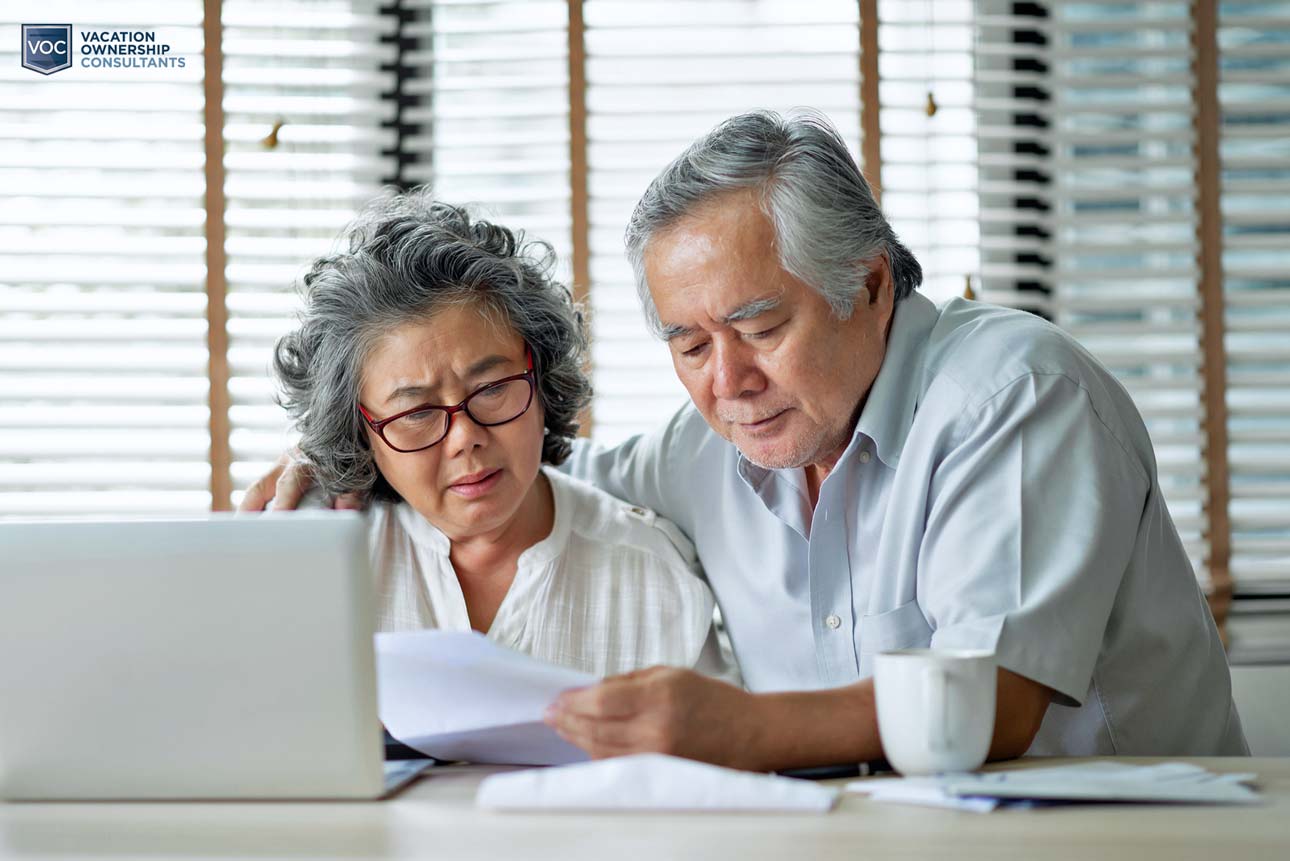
[825,614,842,630]
[858,450,872,464]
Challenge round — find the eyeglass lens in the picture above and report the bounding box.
[382,378,532,451]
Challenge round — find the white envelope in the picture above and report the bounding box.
[476,753,839,812]
[937,762,1263,805]
[847,761,1263,811]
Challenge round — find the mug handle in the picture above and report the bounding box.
[924,664,950,754]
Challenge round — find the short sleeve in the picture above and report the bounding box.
[919,372,1150,706]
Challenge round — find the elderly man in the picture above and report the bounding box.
[249,111,1246,769]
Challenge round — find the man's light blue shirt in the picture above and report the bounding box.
[566,293,1247,756]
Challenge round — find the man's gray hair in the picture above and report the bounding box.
[274,187,591,502]
[625,109,923,336]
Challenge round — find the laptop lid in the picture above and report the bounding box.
[0,512,387,800]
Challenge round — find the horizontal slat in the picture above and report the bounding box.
[0,150,202,170]
[0,405,207,428]
[225,208,360,229]
[0,292,205,314]
[0,235,205,255]
[223,8,393,31]
[0,92,201,112]
[1217,42,1290,59]
[1230,372,1290,388]
[0,376,207,401]
[220,68,391,89]
[0,492,212,516]
[0,8,201,25]
[0,461,209,488]
[410,74,567,94]
[1,262,204,287]
[0,346,208,371]
[0,319,206,341]
[222,39,395,61]
[0,430,209,457]
[586,3,855,29]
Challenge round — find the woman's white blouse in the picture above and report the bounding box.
[366,467,734,680]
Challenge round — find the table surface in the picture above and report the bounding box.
[1,757,1287,861]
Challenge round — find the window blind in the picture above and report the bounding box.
[976,1,1211,587]
[399,0,573,284]
[582,0,863,445]
[1219,0,1290,662]
[878,0,980,304]
[974,1,1054,317]
[0,3,210,516]
[220,0,398,504]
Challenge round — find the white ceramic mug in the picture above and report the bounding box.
[873,649,997,775]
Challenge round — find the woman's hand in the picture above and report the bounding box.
[237,451,364,512]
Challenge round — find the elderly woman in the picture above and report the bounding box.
[274,188,730,679]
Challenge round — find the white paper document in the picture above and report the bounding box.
[477,753,839,812]
[375,630,594,765]
[847,762,1263,812]
[847,777,1004,813]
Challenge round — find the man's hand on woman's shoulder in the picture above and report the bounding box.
[238,451,365,512]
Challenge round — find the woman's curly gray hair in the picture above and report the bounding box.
[273,187,591,502]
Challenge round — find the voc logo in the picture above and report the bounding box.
[22,24,72,75]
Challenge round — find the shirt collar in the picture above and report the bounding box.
[852,291,939,468]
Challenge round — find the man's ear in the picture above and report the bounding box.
[863,254,894,309]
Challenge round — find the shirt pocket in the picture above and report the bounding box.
[858,600,933,655]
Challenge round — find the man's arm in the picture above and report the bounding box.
[558,402,704,533]
[548,373,1142,770]
[545,665,1051,770]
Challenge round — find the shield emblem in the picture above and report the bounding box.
[22,24,72,76]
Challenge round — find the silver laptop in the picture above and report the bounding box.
[0,512,430,800]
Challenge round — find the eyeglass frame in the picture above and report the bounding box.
[357,346,537,453]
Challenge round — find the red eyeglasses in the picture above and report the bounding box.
[358,348,536,453]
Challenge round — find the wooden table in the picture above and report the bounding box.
[1,758,1286,860]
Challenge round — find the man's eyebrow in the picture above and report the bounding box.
[660,323,697,342]
[660,297,782,342]
[720,296,781,324]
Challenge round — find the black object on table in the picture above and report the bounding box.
[384,729,437,761]
[385,728,889,778]
[776,759,893,781]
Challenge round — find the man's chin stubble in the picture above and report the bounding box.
[730,424,850,473]
[730,435,819,472]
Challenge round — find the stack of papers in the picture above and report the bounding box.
[477,753,839,812]
[376,630,594,765]
[847,762,1262,812]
